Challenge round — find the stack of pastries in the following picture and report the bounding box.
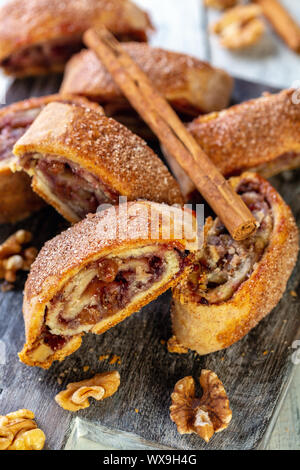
[0,0,298,377]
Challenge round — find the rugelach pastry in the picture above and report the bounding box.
[164,89,300,200]
[0,94,102,224]
[19,201,196,368]
[172,172,299,355]
[60,45,234,117]
[0,0,153,77]
[12,102,183,224]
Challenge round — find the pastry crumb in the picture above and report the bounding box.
[83,366,90,372]
[99,354,110,362]
[167,336,188,354]
[135,408,139,413]
[290,290,297,297]
[109,354,121,365]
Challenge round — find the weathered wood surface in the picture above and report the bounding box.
[0,76,299,450]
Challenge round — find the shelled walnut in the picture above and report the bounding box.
[205,0,239,9]
[55,371,120,412]
[170,370,232,443]
[0,409,45,450]
[211,4,265,49]
[0,230,38,288]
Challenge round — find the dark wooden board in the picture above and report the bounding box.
[0,77,299,450]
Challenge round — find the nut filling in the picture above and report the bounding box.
[31,247,186,356]
[20,154,120,219]
[187,180,273,305]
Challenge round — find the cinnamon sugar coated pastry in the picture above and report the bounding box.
[212,4,265,49]
[172,173,299,355]
[0,409,45,450]
[0,94,103,224]
[0,0,153,77]
[164,89,300,199]
[12,102,183,224]
[170,370,232,443]
[19,201,197,368]
[55,371,120,412]
[60,44,233,116]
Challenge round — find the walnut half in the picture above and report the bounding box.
[170,370,232,443]
[0,409,45,450]
[211,4,265,49]
[55,371,120,412]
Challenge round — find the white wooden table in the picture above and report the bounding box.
[0,0,299,449]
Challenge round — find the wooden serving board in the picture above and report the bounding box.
[0,76,299,450]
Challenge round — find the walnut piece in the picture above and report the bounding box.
[0,230,38,286]
[170,369,232,443]
[211,4,265,49]
[205,0,239,9]
[167,335,188,354]
[55,371,120,412]
[0,409,45,450]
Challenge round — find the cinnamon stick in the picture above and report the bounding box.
[84,27,257,241]
[254,0,300,53]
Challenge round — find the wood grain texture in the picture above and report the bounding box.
[0,76,299,449]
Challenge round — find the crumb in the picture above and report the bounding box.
[57,378,62,385]
[241,352,245,357]
[135,408,139,413]
[221,356,225,361]
[167,336,188,354]
[109,354,121,365]
[290,290,297,297]
[99,354,110,362]
[263,350,268,355]
[83,366,90,372]
[160,339,166,345]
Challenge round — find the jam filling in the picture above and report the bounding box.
[52,253,166,332]
[187,180,273,305]
[1,38,84,74]
[0,108,42,162]
[22,154,119,219]
[1,31,147,75]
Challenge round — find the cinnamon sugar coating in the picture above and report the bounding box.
[0,0,153,63]
[61,45,233,114]
[188,89,300,177]
[13,102,183,216]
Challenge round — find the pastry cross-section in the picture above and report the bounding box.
[19,201,197,368]
[0,0,153,77]
[172,172,299,355]
[12,102,183,223]
[0,94,102,224]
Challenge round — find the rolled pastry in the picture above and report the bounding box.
[0,94,102,224]
[19,201,196,368]
[60,45,233,117]
[172,172,299,355]
[0,0,153,77]
[164,89,300,200]
[12,102,183,224]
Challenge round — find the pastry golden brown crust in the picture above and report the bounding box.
[0,94,103,224]
[12,102,183,223]
[164,89,300,199]
[172,172,299,355]
[0,0,153,77]
[19,201,196,368]
[60,45,233,116]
